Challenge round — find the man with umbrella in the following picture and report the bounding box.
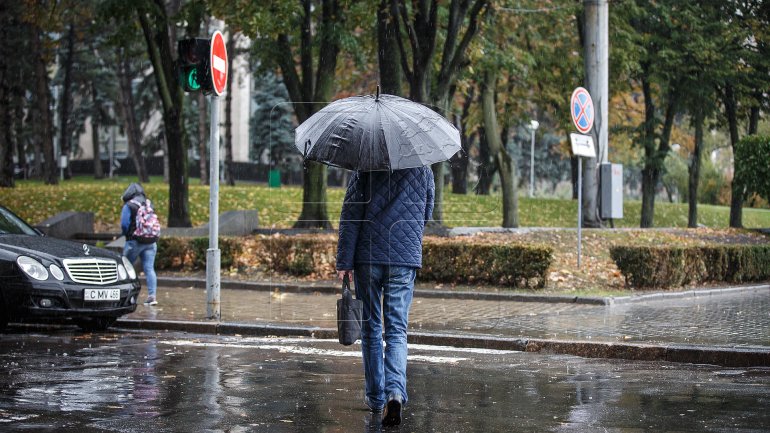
[296,89,459,427]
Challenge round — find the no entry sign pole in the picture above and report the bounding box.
[207,95,221,320]
[207,30,227,320]
[570,87,595,268]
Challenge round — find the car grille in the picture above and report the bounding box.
[62,258,119,285]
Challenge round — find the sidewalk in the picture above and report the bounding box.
[116,276,770,367]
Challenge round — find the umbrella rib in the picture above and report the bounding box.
[379,102,459,169]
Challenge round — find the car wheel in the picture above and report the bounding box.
[76,317,117,332]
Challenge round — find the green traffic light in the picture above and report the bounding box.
[186,68,201,91]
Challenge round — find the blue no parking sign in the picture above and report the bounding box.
[570,87,594,135]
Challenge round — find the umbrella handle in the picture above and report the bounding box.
[376,84,380,101]
[303,139,310,158]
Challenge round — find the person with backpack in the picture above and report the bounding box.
[120,182,161,306]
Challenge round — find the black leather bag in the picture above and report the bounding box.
[336,275,363,346]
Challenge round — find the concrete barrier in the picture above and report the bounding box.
[35,211,94,239]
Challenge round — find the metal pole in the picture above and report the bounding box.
[584,0,609,163]
[206,96,221,320]
[529,129,535,198]
[577,157,583,268]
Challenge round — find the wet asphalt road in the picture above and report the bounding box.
[1,327,769,432]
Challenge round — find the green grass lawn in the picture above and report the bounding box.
[1,176,769,229]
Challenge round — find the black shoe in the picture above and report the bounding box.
[381,396,402,427]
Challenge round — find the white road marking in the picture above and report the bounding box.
[160,339,470,364]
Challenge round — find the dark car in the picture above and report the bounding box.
[0,205,141,331]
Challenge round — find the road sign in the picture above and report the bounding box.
[210,31,228,96]
[570,133,596,158]
[570,87,594,135]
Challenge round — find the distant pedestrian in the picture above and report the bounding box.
[336,167,435,427]
[120,182,160,306]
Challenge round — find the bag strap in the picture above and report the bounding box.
[342,274,352,299]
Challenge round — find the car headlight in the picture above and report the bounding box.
[122,256,137,280]
[118,264,128,280]
[17,256,49,281]
[49,264,65,281]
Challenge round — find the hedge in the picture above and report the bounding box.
[155,235,553,289]
[156,237,243,271]
[610,245,770,289]
[421,239,552,288]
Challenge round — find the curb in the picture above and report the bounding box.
[157,276,769,306]
[606,283,770,305]
[115,318,770,368]
[157,276,607,304]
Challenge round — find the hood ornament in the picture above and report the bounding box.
[83,244,90,256]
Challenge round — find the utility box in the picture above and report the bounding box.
[600,163,623,219]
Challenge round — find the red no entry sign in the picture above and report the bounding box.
[210,31,228,96]
[570,87,594,135]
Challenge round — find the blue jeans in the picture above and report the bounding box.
[354,264,416,410]
[123,240,158,298]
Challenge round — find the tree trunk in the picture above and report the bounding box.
[688,109,704,228]
[295,161,331,229]
[59,23,75,180]
[724,84,743,228]
[450,131,470,194]
[481,70,517,227]
[15,96,27,179]
[476,127,495,195]
[90,83,104,179]
[31,27,57,185]
[223,34,236,186]
[748,91,760,135]
[640,165,658,228]
[291,0,339,229]
[138,5,190,227]
[639,75,657,228]
[116,51,148,183]
[0,81,13,187]
[377,0,402,95]
[451,90,473,194]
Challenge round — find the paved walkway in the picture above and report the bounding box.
[125,280,770,349]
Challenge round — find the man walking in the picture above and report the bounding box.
[336,167,434,427]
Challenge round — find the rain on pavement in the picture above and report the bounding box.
[1,328,769,432]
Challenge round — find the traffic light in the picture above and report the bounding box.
[177,38,211,93]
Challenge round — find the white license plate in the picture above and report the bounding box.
[83,289,121,301]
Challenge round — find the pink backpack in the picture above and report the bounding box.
[130,199,161,243]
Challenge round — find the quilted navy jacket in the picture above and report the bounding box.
[336,167,435,270]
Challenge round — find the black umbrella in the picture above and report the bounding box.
[295,89,461,171]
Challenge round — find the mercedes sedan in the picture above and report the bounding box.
[0,205,141,331]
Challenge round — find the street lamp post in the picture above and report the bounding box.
[528,119,539,198]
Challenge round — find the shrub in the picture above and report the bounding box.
[156,234,554,288]
[189,237,244,270]
[262,236,337,277]
[156,237,190,270]
[156,237,242,271]
[610,245,770,289]
[421,240,553,288]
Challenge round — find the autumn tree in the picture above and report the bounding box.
[213,0,364,229]
[389,0,488,224]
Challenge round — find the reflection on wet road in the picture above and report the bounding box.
[0,328,769,432]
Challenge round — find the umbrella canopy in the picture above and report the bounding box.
[295,93,461,171]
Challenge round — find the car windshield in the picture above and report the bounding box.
[0,207,39,235]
